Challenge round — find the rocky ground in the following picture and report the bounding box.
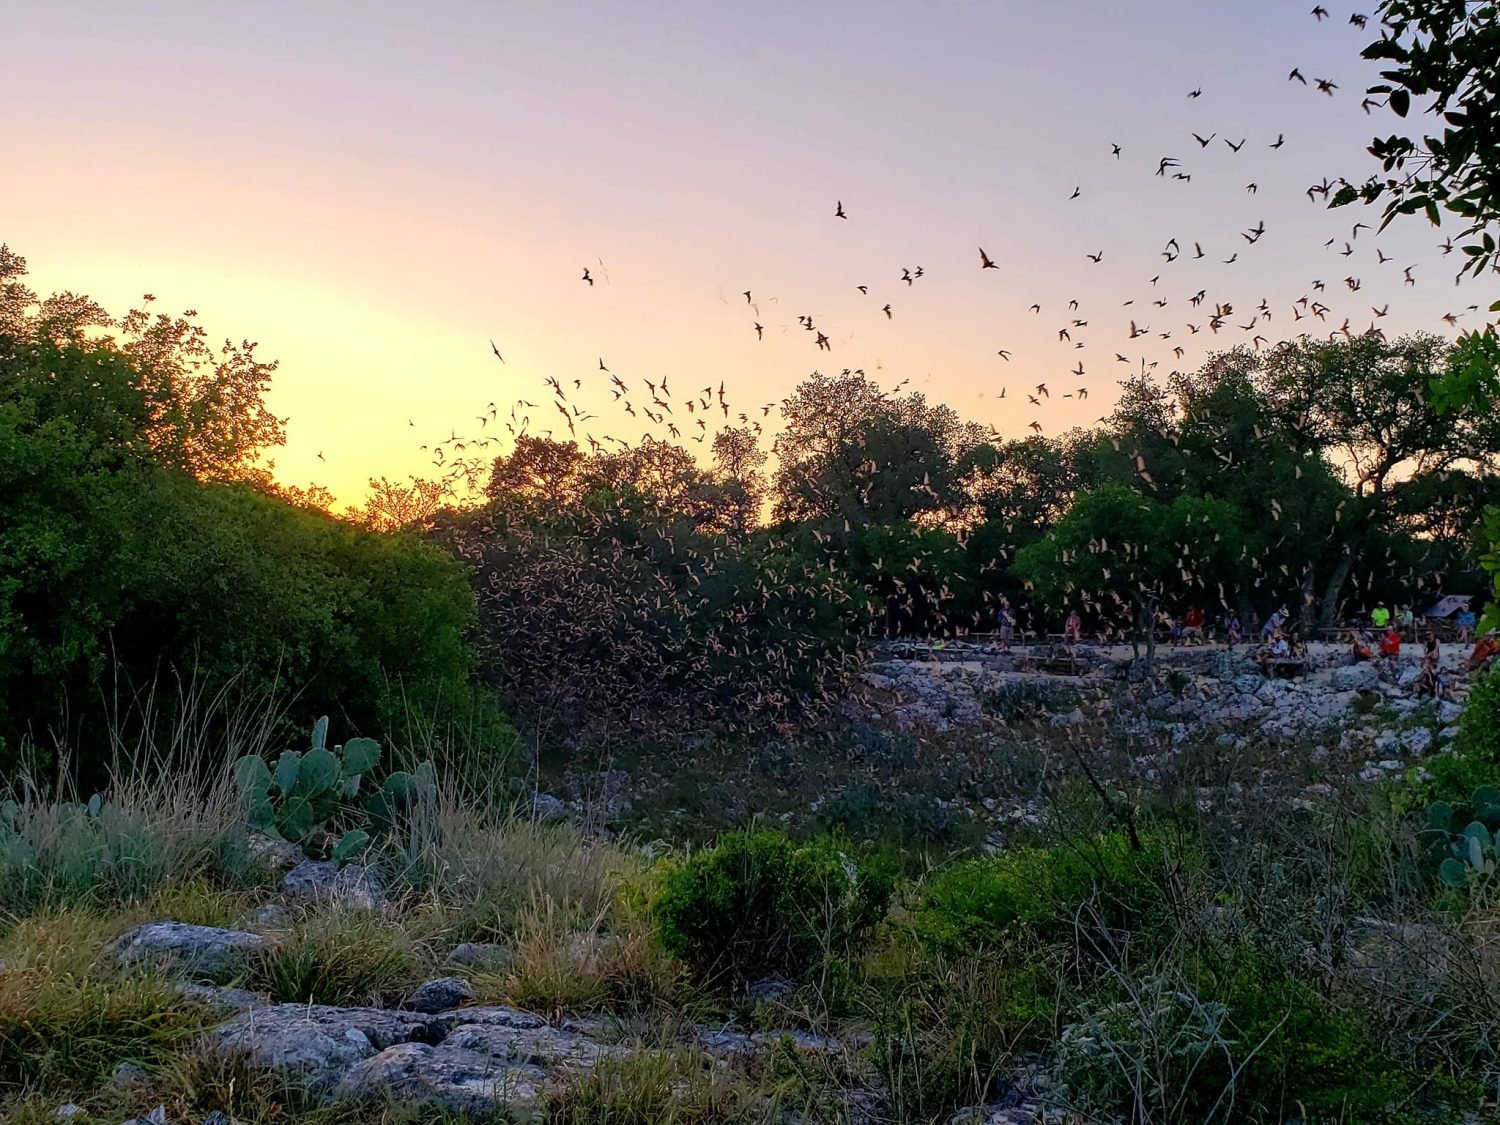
[857,638,1472,775]
[66,852,1062,1125]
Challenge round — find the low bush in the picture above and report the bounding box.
[1456,669,1500,767]
[909,832,1180,953]
[652,832,894,983]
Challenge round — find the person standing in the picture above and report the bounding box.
[1371,602,1390,631]
[1398,604,1416,641]
[1064,609,1082,646]
[998,597,1016,653]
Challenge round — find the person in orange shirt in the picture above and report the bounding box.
[1377,625,1402,678]
[1470,632,1499,676]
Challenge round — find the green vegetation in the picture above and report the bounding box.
[652,831,893,982]
[3,184,1500,1121]
[0,247,516,782]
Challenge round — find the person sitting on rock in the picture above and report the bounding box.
[1377,624,1402,678]
[1224,612,1242,647]
[1350,630,1373,663]
[1262,607,1287,641]
[1182,606,1207,645]
[1469,631,1499,676]
[1256,630,1290,676]
[1064,609,1082,646]
[1456,605,1477,644]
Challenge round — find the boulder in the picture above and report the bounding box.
[1401,727,1435,756]
[246,832,304,873]
[1437,700,1465,726]
[177,982,268,1014]
[337,1041,548,1113]
[406,976,474,1014]
[213,1003,437,1088]
[280,861,385,911]
[444,1019,623,1069]
[110,922,272,981]
[1330,664,1379,692]
[424,1004,548,1037]
[747,977,795,1003]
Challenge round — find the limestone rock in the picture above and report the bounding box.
[214,1003,436,1088]
[110,922,272,981]
[444,1020,623,1070]
[1401,727,1434,756]
[747,976,795,1003]
[176,982,268,1014]
[405,976,474,1014]
[280,861,385,911]
[246,832,304,873]
[1330,664,1379,692]
[337,1041,547,1113]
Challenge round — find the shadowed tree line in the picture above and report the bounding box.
[4,234,1499,753]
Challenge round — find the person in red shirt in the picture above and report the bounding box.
[1379,626,1402,658]
[1182,606,1207,645]
[1470,632,1499,676]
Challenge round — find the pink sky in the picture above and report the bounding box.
[4,1,1474,504]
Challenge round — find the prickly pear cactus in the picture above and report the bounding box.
[232,717,387,860]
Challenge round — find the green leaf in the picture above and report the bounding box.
[85,793,103,818]
[295,747,341,797]
[1439,857,1469,888]
[233,755,273,799]
[1464,820,1493,850]
[343,775,362,798]
[311,715,330,752]
[272,751,302,796]
[278,795,317,843]
[340,737,380,776]
[247,802,279,834]
[331,829,371,865]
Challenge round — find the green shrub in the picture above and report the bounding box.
[910,833,1177,953]
[0,306,513,780]
[1456,669,1500,767]
[1195,951,1414,1121]
[1058,951,1413,1124]
[652,832,893,982]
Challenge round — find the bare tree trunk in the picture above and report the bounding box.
[1319,549,1356,630]
[1297,565,1319,642]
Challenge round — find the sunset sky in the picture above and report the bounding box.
[4,1,1474,505]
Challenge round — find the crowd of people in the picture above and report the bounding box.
[1047,597,1499,688]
